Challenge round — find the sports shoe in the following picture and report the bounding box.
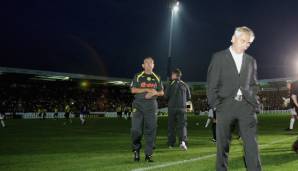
[180,141,188,151]
[145,155,154,162]
[133,150,140,162]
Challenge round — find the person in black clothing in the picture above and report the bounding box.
[165,68,191,150]
[206,108,217,143]
[130,57,164,162]
[207,26,261,170]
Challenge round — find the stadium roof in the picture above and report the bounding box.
[1,66,297,88]
[0,66,130,85]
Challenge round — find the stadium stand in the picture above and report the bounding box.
[0,66,296,118]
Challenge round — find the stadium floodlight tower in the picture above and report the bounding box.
[167,1,180,79]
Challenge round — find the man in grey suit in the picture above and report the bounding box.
[207,26,262,171]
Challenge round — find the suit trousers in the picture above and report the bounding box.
[216,98,262,171]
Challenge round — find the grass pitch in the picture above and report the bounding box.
[0,114,297,171]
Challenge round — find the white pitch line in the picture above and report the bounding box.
[132,136,295,171]
[131,154,215,171]
[259,137,294,148]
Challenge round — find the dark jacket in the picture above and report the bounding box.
[165,79,191,108]
[207,49,259,110]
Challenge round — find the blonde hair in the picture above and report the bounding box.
[234,26,255,42]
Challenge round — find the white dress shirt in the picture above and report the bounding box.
[229,46,243,96]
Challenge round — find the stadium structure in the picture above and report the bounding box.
[0,66,295,118]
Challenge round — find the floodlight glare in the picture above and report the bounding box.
[172,2,179,13]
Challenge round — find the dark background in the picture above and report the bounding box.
[1,0,298,81]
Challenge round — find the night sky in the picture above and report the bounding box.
[1,0,298,81]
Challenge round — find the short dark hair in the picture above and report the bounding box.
[172,68,182,77]
[143,57,154,63]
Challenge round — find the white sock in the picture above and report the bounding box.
[1,120,5,127]
[289,118,295,129]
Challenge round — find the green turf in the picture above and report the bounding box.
[0,114,297,171]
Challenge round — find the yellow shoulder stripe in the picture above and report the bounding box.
[152,72,160,82]
[136,71,144,82]
[170,80,175,85]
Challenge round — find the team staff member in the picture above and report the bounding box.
[130,57,164,162]
[207,26,262,171]
[165,68,191,150]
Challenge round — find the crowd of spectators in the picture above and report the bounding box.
[0,79,135,113]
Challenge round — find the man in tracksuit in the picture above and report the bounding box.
[165,68,191,150]
[130,57,164,162]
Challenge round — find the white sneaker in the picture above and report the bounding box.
[180,141,187,151]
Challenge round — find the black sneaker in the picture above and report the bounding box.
[145,155,154,162]
[133,150,140,162]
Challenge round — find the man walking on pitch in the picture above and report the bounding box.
[165,68,191,150]
[130,57,164,162]
[207,26,262,171]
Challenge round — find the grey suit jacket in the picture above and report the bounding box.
[207,49,259,110]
